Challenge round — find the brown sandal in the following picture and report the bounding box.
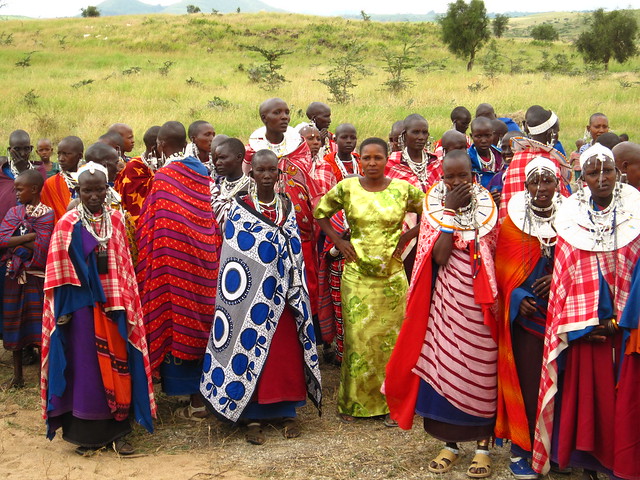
[281,418,301,439]
[245,422,266,445]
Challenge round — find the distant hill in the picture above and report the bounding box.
[96,0,164,16]
[95,0,283,16]
[341,12,439,22]
[161,0,284,14]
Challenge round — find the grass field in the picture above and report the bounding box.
[0,12,638,151]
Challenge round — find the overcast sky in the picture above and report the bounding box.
[2,0,639,18]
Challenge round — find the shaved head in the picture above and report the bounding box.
[470,116,493,132]
[306,101,330,118]
[443,149,473,171]
[335,123,356,136]
[475,103,496,120]
[9,129,30,147]
[17,168,45,190]
[403,113,428,130]
[143,126,161,150]
[441,129,468,153]
[59,135,84,154]
[613,141,640,190]
[158,121,187,151]
[85,142,118,165]
[259,97,287,117]
[108,123,134,153]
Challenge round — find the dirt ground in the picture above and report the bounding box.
[0,347,581,480]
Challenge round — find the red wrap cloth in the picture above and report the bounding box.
[494,216,543,452]
[385,199,498,430]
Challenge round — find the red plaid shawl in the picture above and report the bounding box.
[386,151,442,191]
[41,208,156,418]
[500,139,569,221]
[532,234,640,474]
[312,151,361,202]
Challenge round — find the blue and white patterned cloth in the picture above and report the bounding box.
[200,195,322,422]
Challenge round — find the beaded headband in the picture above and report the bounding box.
[527,112,558,135]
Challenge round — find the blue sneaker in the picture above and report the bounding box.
[509,457,538,480]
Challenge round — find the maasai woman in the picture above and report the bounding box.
[200,149,321,445]
[532,144,640,480]
[41,162,155,455]
[385,150,499,478]
[0,169,54,388]
[185,120,216,173]
[314,137,424,423]
[494,158,562,480]
[137,121,220,421]
[386,114,440,278]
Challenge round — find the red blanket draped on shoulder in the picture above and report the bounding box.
[114,157,154,226]
[385,199,498,430]
[494,216,542,452]
[136,159,220,372]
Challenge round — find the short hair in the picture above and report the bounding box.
[596,132,621,150]
[16,168,45,190]
[99,131,124,150]
[443,149,473,170]
[188,120,212,138]
[335,123,356,137]
[619,133,629,142]
[143,126,161,150]
[403,114,427,130]
[252,149,278,165]
[9,129,30,147]
[306,101,330,118]
[470,116,493,132]
[589,112,607,124]
[85,142,118,164]
[451,106,471,122]
[59,135,84,154]
[359,137,388,156]
[217,137,246,158]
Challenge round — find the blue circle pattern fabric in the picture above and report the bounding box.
[200,197,322,422]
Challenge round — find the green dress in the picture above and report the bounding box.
[314,177,424,417]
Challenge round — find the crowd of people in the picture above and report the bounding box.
[0,97,639,480]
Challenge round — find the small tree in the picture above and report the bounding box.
[317,42,367,104]
[80,6,100,17]
[382,39,418,92]
[576,9,638,71]
[242,45,292,91]
[439,0,490,71]
[492,14,509,38]
[360,10,371,22]
[186,5,201,14]
[530,24,559,41]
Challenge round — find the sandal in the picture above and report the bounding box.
[281,418,301,439]
[428,446,460,473]
[245,422,266,445]
[113,438,135,456]
[468,449,492,478]
[383,414,398,427]
[338,413,355,424]
[175,403,209,422]
[75,446,99,457]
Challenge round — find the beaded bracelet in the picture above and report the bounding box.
[443,208,456,216]
[440,227,454,234]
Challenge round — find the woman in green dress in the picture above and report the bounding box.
[314,137,425,422]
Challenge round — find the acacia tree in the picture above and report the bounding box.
[576,9,638,71]
[530,24,559,41]
[493,14,509,38]
[80,6,100,17]
[440,0,490,71]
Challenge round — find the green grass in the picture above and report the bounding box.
[0,12,638,150]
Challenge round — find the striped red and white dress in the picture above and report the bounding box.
[413,247,497,418]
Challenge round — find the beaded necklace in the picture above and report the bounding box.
[78,203,113,248]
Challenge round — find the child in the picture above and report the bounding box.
[468,117,504,202]
[36,139,60,178]
[0,169,54,388]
